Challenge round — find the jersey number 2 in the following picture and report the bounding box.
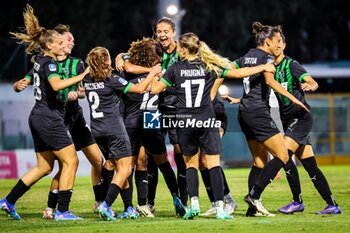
[88,91,104,119]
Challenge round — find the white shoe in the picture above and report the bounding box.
[149,204,156,213]
[137,205,155,218]
[43,207,56,219]
[224,199,238,215]
[244,195,275,217]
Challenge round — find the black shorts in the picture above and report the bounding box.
[95,134,132,160]
[212,98,228,134]
[238,109,280,142]
[67,112,96,151]
[127,127,167,156]
[282,111,313,146]
[29,112,72,152]
[177,128,221,156]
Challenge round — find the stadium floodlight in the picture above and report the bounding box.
[166,4,179,16]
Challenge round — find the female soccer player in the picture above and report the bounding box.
[0,4,89,220]
[42,24,103,219]
[115,17,188,214]
[151,32,275,219]
[84,47,161,221]
[232,22,308,217]
[274,35,341,215]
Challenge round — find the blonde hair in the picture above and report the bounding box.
[86,47,112,81]
[179,32,230,77]
[10,4,60,54]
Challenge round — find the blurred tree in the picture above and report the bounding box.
[1,0,349,83]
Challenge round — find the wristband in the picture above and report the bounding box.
[122,54,130,61]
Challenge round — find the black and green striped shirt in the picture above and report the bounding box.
[274,56,310,120]
[57,56,85,118]
[159,47,179,110]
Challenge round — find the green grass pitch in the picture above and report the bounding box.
[0,165,349,233]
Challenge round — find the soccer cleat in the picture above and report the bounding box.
[93,201,101,214]
[137,205,155,218]
[315,204,341,215]
[183,207,200,220]
[278,201,304,214]
[216,207,233,219]
[149,204,156,213]
[224,199,238,215]
[98,201,116,221]
[0,198,21,220]
[200,203,216,216]
[173,196,186,217]
[244,195,275,217]
[43,207,56,219]
[117,206,139,219]
[54,210,83,221]
[126,206,140,219]
[117,211,129,219]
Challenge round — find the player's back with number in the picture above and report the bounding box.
[84,73,130,137]
[234,49,274,112]
[163,60,216,116]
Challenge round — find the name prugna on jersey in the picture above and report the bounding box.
[180,68,205,77]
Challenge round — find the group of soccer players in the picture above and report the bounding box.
[0,4,341,221]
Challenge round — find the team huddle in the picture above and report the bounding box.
[0,4,341,221]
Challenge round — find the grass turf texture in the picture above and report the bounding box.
[0,165,349,233]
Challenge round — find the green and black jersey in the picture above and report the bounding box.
[274,56,310,120]
[159,47,179,110]
[57,56,85,100]
[57,56,85,117]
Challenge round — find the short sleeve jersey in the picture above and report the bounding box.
[31,56,65,118]
[274,56,310,120]
[57,56,85,117]
[158,47,179,108]
[122,72,158,119]
[233,48,274,112]
[83,73,133,137]
[161,59,221,117]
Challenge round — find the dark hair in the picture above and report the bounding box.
[252,21,283,46]
[155,42,164,57]
[128,37,160,67]
[153,17,176,37]
[54,24,70,34]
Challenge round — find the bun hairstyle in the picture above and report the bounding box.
[252,21,283,46]
[10,4,60,54]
